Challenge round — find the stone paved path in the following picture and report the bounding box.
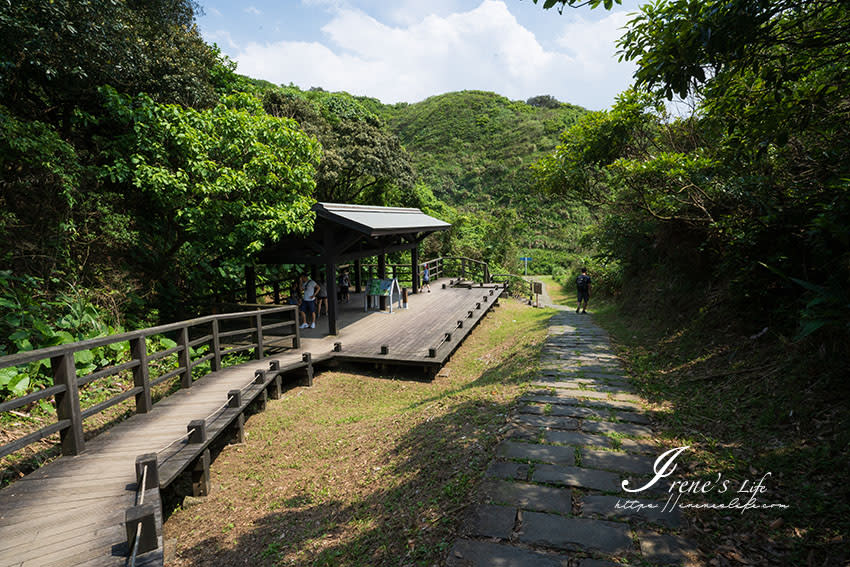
[447,298,702,567]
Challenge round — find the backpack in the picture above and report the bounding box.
[576,274,590,291]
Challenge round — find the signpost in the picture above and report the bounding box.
[533,281,543,307]
[519,256,532,275]
[365,278,403,313]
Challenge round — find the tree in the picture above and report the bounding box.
[0,0,224,129]
[526,95,563,109]
[98,89,321,310]
[264,89,414,205]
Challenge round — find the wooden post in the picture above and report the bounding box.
[191,448,211,497]
[354,259,362,293]
[484,263,490,284]
[50,352,85,456]
[300,352,314,387]
[136,454,159,490]
[378,254,387,311]
[130,337,152,415]
[211,319,222,372]
[178,326,192,389]
[254,312,264,360]
[125,504,158,555]
[326,261,338,335]
[461,258,466,280]
[310,264,318,281]
[227,390,244,443]
[269,374,283,400]
[411,246,419,294]
[245,265,257,304]
[187,420,206,444]
[273,281,281,304]
[292,306,301,349]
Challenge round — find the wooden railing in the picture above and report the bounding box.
[361,256,491,288]
[0,306,300,460]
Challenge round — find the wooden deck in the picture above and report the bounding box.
[0,280,502,567]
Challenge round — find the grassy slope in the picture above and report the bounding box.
[545,275,850,566]
[164,299,552,567]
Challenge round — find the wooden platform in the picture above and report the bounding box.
[0,280,502,567]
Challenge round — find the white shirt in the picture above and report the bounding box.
[302,279,319,301]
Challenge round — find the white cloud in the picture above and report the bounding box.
[244,6,262,16]
[231,0,636,109]
[206,29,240,50]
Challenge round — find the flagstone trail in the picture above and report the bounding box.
[447,291,702,566]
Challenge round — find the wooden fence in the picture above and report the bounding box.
[0,305,300,460]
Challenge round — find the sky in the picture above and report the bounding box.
[196,0,645,111]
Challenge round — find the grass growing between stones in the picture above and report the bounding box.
[163,299,553,567]
[544,276,850,566]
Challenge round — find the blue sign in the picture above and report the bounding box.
[519,256,532,261]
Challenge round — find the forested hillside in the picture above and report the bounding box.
[386,91,592,272]
[0,1,591,400]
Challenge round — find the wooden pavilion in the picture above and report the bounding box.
[256,202,451,335]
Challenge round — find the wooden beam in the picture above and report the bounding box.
[326,261,338,335]
[378,254,387,311]
[411,245,420,294]
[354,259,362,293]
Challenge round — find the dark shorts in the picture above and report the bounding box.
[300,299,316,313]
[577,289,589,303]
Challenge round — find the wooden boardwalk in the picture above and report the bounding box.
[0,280,502,567]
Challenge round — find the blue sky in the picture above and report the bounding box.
[196,0,644,110]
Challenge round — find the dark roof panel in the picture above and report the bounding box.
[315,202,451,236]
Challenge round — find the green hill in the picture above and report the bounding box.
[386,90,586,208]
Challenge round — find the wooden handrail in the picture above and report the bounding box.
[0,305,300,459]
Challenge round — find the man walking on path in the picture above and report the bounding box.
[576,267,591,313]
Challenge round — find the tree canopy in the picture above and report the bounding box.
[534,0,850,339]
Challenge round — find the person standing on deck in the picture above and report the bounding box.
[422,263,431,292]
[339,269,350,303]
[299,274,321,328]
[576,267,591,314]
[317,277,328,316]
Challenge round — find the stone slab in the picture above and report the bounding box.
[486,461,530,481]
[582,421,653,438]
[505,425,541,442]
[617,437,661,454]
[516,414,580,430]
[532,464,621,493]
[545,430,610,449]
[550,389,642,403]
[463,504,517,539]
[582,494,682,528]
[481,480,572,515]
[518,511,633,555]
[498,441,576,465]
[534,380,634,394]
[523,395,642,413]
[581,449,655,475]
[446,539,570,567]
